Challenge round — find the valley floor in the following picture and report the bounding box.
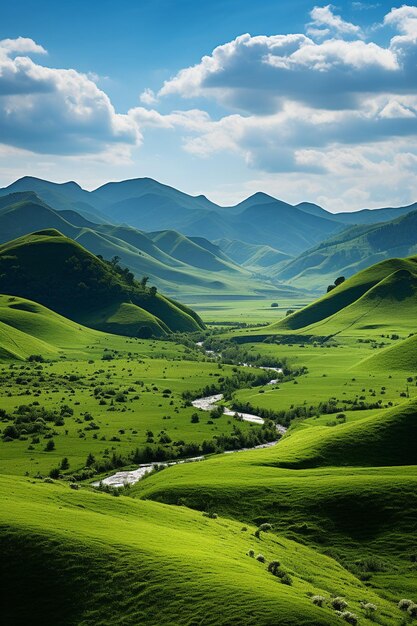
[1,298,417,625]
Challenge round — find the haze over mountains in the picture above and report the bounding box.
[2,175,417,296]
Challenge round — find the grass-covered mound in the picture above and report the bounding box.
[136,455,417,603]
[1,475,400,625]
[360,333,417,371]
[0,294,102,360]
[262,398,417,469]
[0,230,204,337]
[260,256,417,337]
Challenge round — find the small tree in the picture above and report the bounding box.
[149,286,158,297]
[60,457,70,470]
[85,452,95,467]
[191,413,200,424]
[49,467,60,479]
[334,276,345,286]
[44,439,55,452]
[140,276,149,289]
[271,302,279,308]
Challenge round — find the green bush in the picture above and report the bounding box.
[280,573,292,586]
[311,596,326,607]
[340,611,358,625]
[331,598,348,611]
[398,599,414,611]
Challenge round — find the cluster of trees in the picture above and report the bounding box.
[182,368,274,403]
[70,422,278,480]
[1,403,72,441]
[327,276,345,293]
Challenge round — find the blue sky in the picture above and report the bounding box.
[1,1,417,211]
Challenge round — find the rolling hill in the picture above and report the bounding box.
[216,238,292,275]
[0,230,205,337]
[359,332,417,372]
[250,255,417,338]
[3,474,393,626]
[0,193,288,298]
[277,208,417,291]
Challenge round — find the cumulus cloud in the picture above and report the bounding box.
[139,88,157,106]
[159,32,401,113]
[0,37,140,154]
[307,5,362,38]
[134,4,416,179]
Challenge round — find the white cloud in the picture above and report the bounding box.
[0,37,47,55]
[0,37,140,155]
[159,30,400,114]
[139,87,157,106]
[307,5,362,37]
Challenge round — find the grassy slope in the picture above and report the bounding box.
[0,230,204,337]
[360,333,417,371]
[1,475,400,626]
[277,208,417,291]
[243,256,417,338]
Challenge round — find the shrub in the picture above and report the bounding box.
[60,457,70,470]
[340,611,358,625]
[49,467,60,479]
[44,439,55,452]
[191,413,199,423]
[398,599,414,611]
[331,598,348,611]
[408,603,417,618]
[267,561,281,576]
[255,522,272,538]
[202,511,218,519]
[362,602,377,617]
[280,573,293,586]
[312,596,326,607]
[69,483,79,490]
[247,550,255,558]
[256,554,266,563]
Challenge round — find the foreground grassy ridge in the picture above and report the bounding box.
[0,475,400,625]
[136,453,417,602]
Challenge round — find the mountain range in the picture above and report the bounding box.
[2,176,417,296]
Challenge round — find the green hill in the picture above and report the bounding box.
[216,238,291,275]
[266,398,417,469]
[1,474,400,626]
[0,230,204,337]
[265,256,417,337]
[278,209,417,291]
[359,333,417,371]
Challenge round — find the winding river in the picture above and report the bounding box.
[93,345,286,488]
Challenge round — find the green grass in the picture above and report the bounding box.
[247,255,417,339]
[2,253,417,624]
[0,352,270,476]
[0,475,403,625]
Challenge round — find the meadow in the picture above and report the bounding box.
[2,285,417,625]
